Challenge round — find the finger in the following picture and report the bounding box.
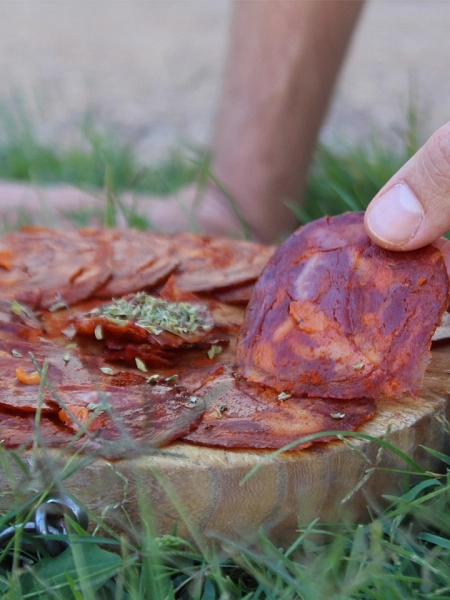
[364,121,450,250]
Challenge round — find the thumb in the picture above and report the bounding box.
[364,122,450,251]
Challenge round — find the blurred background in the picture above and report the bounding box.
[0,0,449,163]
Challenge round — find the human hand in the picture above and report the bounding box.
[364,122,450,272]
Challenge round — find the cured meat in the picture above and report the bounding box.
[166,233,275,293]
[0,320,203,452]
[183,367,376,449]
[0,409,74,449]
[237,212,450,399]
[0,228,111,309]
[90,229,179,297]
[0,227,273,309]
[212,282,255,305]
[0,331,124,413]
[52,382,203,457]
[69,384,203,457]
[0,223,411,454]
[0,380,202,454]
[72,293,229,371]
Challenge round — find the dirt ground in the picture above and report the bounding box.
[0,0,449,163]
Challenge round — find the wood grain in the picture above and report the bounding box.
[1,344,449,548]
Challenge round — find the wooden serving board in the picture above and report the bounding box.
[2,343,450,548]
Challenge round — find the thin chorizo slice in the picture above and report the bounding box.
[0,228,111,309]
[183,367,375,449]
[90,229,179,297]
[168,233,275,292]
[237,212,450,399]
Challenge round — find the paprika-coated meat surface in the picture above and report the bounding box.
[237,213,450,399]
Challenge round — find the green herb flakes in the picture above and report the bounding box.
[165,374,179,383]
[278,392,291,401]
[63,352,71,363]
[11,349,22,358]
[10,300,24,316]
[48,301,68,313]
[189,396,198,403]
[207,345,222,360]
[135,357,148,372]
[353,362,365,371]
[146,374,160,384]
[94,325,103,340]
[100,367,115,376]
[92,292,213,337]
[331,413,345,419]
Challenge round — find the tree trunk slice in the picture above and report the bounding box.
[2,343,449,548]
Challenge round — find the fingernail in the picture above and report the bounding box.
[366,182,424,247]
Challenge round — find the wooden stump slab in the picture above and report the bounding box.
[2,343,448,548]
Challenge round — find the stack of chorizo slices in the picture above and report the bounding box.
[0,214,447,457]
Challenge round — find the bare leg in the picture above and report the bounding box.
[2,2,364,239]
[129,0,365,242]
[210,0,365,242]
[1,2,364,240]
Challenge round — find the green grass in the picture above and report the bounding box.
[2,438,450,599]
[0,101,200,197]
[0,96,421,235]
[2,102,450,598]
[297,103,420,224]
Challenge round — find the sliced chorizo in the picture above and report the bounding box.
[237,212,450,399]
